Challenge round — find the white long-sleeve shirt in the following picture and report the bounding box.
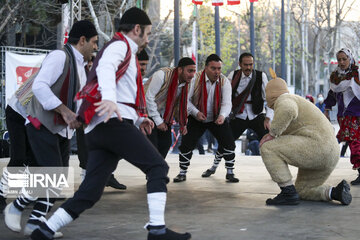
[227,70,273,121]
[30,45,87,139]
[85,35,143,133]
[145,69,186,126]
[188,73,232,122]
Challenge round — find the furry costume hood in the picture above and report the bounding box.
[265,77,289,109]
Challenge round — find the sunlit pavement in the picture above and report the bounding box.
[0,149,359,240]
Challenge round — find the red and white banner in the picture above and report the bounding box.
[5,52,46,104]
[212,0,224,6]
[192,0,203,5]
[249,0,259,2]
[228,0,240,5]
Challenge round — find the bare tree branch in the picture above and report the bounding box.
[0,1,22,34]
[85,0,111,41]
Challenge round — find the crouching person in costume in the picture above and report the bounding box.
[259,71,352,206]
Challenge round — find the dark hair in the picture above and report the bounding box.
[137,49,149,61]
[67,36,91,45]
[205,54,222,66]
[177,57,195,67]
[239,52,253,63]
[117,24,146,35]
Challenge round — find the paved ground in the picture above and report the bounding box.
[0,152,359,240]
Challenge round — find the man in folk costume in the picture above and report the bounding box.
[173,54,238,183]
[4,20,98,238]
[202,52,273,179]
[260,73,352,206]
[145,57,196,158]
[31,8,191,240]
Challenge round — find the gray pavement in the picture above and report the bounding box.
[0,153,359,240]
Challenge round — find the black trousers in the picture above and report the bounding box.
[147,120,172,159]
[178,116,235,171]
[61,118,169,219]
[18,123,70,225]
[217,114,268,153]
[26,124,70,167]
[5,106,36,167]
[76,128,88,169]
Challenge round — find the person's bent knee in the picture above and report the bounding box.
[146,162,169,193]
[260,141,272,155]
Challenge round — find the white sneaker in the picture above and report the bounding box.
[24,223,64,239]
[4,202,22,232]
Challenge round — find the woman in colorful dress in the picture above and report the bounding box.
[324,48,360,185]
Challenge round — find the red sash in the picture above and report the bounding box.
[76,32,146,124]
[196,70,221,119]
[162,68,188,131]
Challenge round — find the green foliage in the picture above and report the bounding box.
[196,5,238,75]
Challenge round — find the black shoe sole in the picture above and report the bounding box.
[339,180,352,205]
[226,179,239,183]
[201,170,215,178]
[30,229,52,240]
[173,178,186,183]
[266,199,300,205]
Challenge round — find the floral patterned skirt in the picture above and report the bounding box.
[337,116,360,142]
[337,116,360,169]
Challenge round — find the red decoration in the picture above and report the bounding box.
[192,0,203,4]
[228,0,240,4]
[212,0,224,6]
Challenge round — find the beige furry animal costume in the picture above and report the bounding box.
[261,76,351,205]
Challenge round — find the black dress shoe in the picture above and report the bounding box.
[225,173,239,183]
[266,185,300,205]
[148,228,191,240]
[30,228,53,240]
[350,175,360,185]
[173,174,186,183]
[201,169,215,178]
[0,196,6,212]
[106,174,127,190]
[331,180,352,205]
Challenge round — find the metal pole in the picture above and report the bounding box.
[237,15,241,60]
[281,0,286,79]
[272,8,276,71]
[70,0,82,27]
[215,6,220,57]
[195,5,198,71]
[250,2,255,58]
[286,0,291,86]
[174,0,180,65]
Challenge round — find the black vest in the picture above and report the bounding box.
[232,70,264,115]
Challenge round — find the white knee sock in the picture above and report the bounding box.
[146,192,166,227]
[46,208,73,233]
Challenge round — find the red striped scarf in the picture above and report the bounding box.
[76,32,146,124]
[196,70,222,119]
[163,68,188,131]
